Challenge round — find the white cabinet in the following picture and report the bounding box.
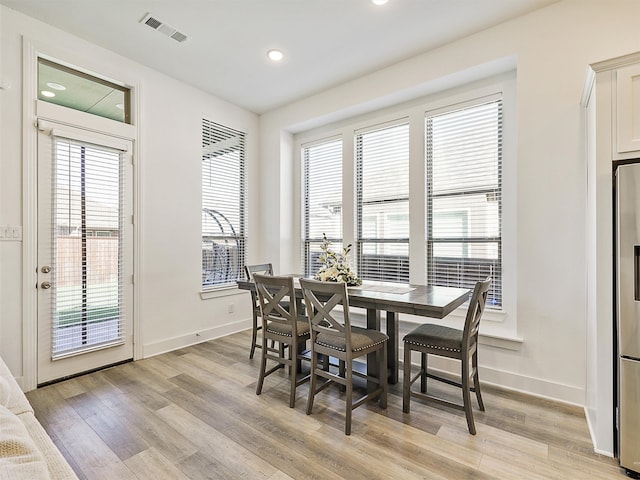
[616,63,640,155]
[582,52,640,458]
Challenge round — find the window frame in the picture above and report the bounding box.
[301,136,344,278]
[355,119,411,283]
[293,72,516,337]
[201,118,247,290]
[38,57,132,124]
[425,95,503,307]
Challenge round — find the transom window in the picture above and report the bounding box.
[38,58,131,124]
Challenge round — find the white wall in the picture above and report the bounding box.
[0,6,259,384]
[259,0,640,454]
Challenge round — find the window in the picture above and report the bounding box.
[302,138,343,277]
[356,122,410,282]
[202,119,246,288]
[38,58,131,124]
[295,74,512,320]
[51,137,125,356]
[426,97,502,307]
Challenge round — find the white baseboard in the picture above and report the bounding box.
[408,355,586,406]
[584,406,615,457]
[480,365,585,406]
[142,318,250,358]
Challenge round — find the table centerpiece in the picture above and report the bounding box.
[314,233,362,286]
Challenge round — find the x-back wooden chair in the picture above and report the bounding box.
[299,278,388,435]
[403,277,491,435]
[254,274,310,408]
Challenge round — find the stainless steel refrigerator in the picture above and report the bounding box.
[616,163,640,477]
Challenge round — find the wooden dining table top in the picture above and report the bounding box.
[237,276,470,319]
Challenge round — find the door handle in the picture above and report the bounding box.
[40,281,52,289]
[41,265,51,274]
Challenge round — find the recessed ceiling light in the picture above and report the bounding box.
[115,103,124,110]
[372,0,389,4]
[267,49,284,62]
[46,82,66,91]
[41,90,55,98]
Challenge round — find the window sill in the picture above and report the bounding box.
[199,286,248,300]
[444,304,507,323]
[477,331,523,351]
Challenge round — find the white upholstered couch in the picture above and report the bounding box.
[0,357,78,480]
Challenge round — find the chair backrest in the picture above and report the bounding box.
[254,274,299,335]
[245,263,274,309]
[245,263,274,280]
[299,278,351,346]
[462,277,492,349]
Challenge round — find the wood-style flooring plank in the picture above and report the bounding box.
[26,330,626,480]
[124,447,191,480]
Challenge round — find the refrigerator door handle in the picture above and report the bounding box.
[635,245,640,302]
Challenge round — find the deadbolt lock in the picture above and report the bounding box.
[41,266,51,274]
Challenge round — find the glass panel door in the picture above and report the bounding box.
[37,129,133,384]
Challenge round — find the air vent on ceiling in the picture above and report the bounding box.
[140,13,187,43]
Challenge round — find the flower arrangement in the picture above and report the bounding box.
[315,233,362,286]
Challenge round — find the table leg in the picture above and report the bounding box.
[386,311,398,385]
[296,297,306,371]
[366,308,381,393]
[366,309,399,387]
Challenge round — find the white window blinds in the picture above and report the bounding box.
[356,122,410,283]
[426,98,502,307]
[52,138,125,357]
[302,138,343,277]
[202,119,246,288]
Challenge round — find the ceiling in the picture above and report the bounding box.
[1,0,558,114]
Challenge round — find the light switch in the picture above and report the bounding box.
[0,225,23,241]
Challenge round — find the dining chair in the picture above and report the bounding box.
[402,277,491,435]
[299,278,388,435]
[244,263,274,359]
[254,274,311,408]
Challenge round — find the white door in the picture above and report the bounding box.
[37,123,134,384]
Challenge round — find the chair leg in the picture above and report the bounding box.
[461,357,476,435]
[321,354,329,371]
[289,340,297,408]
[339,360,346,392]
[403,344,411,413]
[306,350,318,415]
[256,334,268,395]
[420,352,427,393]
[249,312,259,359]
[345,364,353,436]
[379,344,388,409]
[473,350,485,411]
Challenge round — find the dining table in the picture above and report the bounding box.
[236,276,471,386]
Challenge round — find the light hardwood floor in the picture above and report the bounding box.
[27,330,624,479]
